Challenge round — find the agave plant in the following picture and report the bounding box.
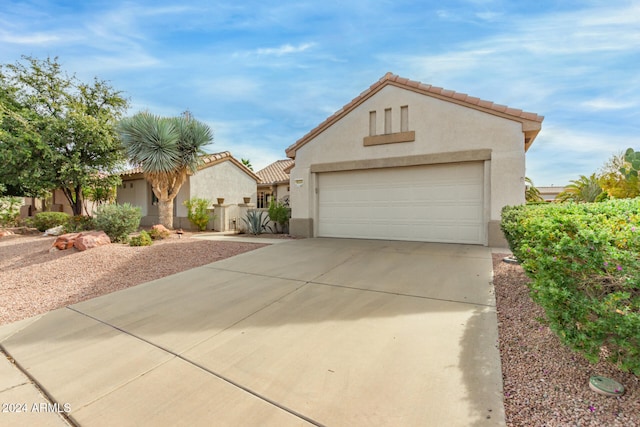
[242,209,270,235]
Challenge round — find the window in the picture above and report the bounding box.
[384,108,392,134]
[369,111,377,136]
[257,192,274,208]
[401,106,409,132]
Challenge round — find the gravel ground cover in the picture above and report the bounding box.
[493,253,639,426]
[0,233,267,325]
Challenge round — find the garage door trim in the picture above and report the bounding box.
[310,149,491,174]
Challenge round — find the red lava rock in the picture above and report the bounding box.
[74,231,111,251]
[52,233,81,251]
[151,224,170,234]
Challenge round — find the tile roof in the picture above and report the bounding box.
[119,151,260,182]
[286,72,544,158]
[256,159,294,185]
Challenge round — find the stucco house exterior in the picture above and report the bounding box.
[538,186,565,202]
[285,73,543,247]
[255,159,294,208]
[116,151,260,230]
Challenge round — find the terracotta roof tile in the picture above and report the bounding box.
[465,96,480,105]
[256,159,294,184]
[119,150,260,182]
[286,72,544,158]
[452,92,468,101]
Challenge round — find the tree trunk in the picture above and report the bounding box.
[61,185,84,216]
[158,198,174,229]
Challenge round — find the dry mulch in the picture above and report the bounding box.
[493,253,639,426]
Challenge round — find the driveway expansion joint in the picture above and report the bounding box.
[0,347,75,426]
[66,297,325,427]
[307,280,497,308]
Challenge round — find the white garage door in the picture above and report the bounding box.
[317,162,484,244]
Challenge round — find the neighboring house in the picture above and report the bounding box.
[538,186,566,202]
[116,151,260,230]
[255,159,294,208]
[285,72,544,247]
[20,189,98,218]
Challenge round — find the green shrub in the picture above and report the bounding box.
[65,215,96,233]
[32,211,71,232]
[95,203,142,243]
[501,199,640,374]
[129,230,153,246]
[0,196,22,227]
[149,225,170,240]
[242,209,270,235]
[268,200,290,233]
[183,197,212,231]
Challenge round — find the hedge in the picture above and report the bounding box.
[501,199,640,375]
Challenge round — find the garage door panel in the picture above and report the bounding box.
[318,163,484,244]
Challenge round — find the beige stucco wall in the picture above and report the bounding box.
[187,161,257,213]
[289,84,527,245]
[116,179,150,215]
[173,160,257,230]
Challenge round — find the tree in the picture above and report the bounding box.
[525,177,543,202]
[241,158,253,171]
[556,173,603,202]
[118,112,213,228]
[0,56,128,214]
[598,151,640,199]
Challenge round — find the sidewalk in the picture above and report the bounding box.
[193,232,296,245]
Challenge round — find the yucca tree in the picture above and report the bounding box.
[118,112,213,228]
[556,173,602,203]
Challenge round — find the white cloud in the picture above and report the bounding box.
[251,42,316,57]
[526,124,640,186]
[580,98,638,111]
[0,31,61,45]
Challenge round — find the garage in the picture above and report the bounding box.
[317,162,485,244]
[286,72,543,247]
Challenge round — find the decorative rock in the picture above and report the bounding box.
[44,225,65,236]
[151,224,170,234]
[74,231,111,251]
[52,233,80,251]
[0,229,14,238]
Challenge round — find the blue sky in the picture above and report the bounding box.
[1,0,639,186]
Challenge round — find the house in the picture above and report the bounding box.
[538,186,565,202]
[19,189,99,218]
[116,151,260,230]
[255,159,294,208]
[285,72,544,247]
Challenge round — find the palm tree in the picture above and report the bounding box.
[241,158,253,171]
[556,173,602,202]
[118,112,213,228]
[525,177,543,202]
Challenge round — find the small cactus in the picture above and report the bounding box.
[620,148,640,178]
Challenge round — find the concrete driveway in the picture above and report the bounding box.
[0,238,504,426]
